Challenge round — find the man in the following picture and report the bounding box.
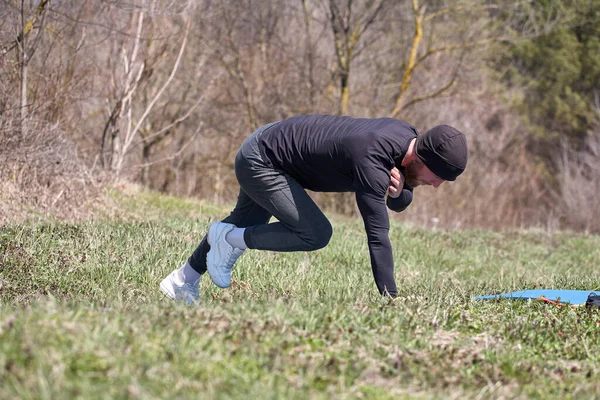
[160,114,468,303]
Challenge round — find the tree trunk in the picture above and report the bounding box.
[390,0,423,118]
[19,0,28,131]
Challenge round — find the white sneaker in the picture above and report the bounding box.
[160,268,199,304]
[207,222,245,288]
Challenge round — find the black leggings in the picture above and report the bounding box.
[188,123,333,274]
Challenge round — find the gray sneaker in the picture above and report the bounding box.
[160,268,199,304]
[207,222,245,288]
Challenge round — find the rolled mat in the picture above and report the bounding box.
[475,290,598,306]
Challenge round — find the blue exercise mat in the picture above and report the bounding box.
[476,289,598,305]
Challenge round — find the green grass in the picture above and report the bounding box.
[1,190,600,399]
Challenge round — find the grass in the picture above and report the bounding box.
[1,189,600,399]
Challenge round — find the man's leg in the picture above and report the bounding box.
[161,123,283,300]
[229,122,333,252]
[188,189,272,275]
[205,167,333,288]
[237,168,333,252]
[160,188,270,301]
[205,126,334,288]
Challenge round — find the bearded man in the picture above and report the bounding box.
[160,114,468,303]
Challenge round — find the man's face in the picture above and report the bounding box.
[404,159,445,188]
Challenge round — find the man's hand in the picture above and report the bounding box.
[388,167,404,198]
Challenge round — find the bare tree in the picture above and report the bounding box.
[0,0,51,130]
[199,0,285,131]
[301,0,317,109]
[387,0,565,118]
[326,0,385,115]
[390,0,497,117]
[98,2,201,178]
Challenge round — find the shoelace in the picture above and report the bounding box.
[226,247,243,269]
[176,282,199,300]
[224,250,239,270]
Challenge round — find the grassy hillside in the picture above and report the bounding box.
[1,190,599,399]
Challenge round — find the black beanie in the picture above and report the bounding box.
[414,125,468,181]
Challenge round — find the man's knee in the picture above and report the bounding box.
[308,219,333,250]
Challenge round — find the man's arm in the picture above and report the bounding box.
[386,167,413,212]
[387,187,413,212]
[355,190,398,298]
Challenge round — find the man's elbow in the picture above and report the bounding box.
[386,198,412,213]
[387,189,413,212]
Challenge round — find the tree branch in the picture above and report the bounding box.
[423,4,501,23]
[390,0,423,118]
[116,18,192,172]
[130,123,202,170]
[1,0,51,56]
[401,76,457,110]
[130,85,209,152]
[414,37,510,69]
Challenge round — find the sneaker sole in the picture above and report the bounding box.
[207,253,229,288]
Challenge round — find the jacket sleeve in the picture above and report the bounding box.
[355,190,398,298]
[386,186,413,212]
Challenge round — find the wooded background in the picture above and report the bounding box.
[1,0,599,231]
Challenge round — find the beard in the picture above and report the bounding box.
[403,159,424,187]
